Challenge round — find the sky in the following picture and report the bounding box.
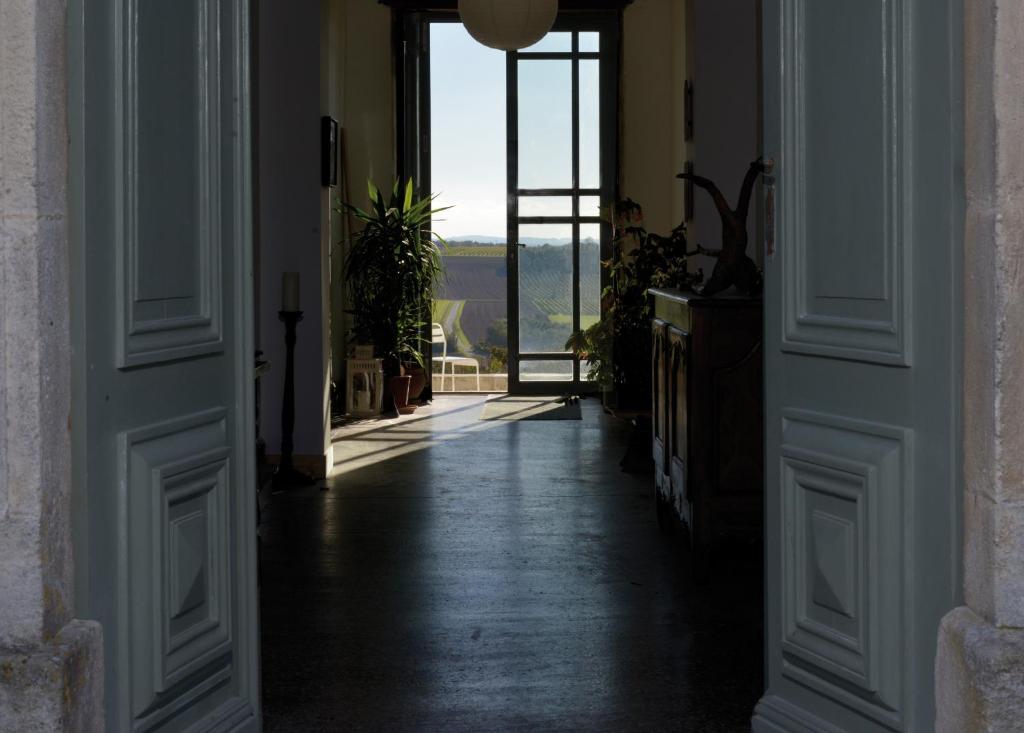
[429,24,600,242]
[430,23,507,240]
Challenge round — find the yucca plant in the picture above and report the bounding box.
[339,179,449,377]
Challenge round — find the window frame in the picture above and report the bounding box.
[395,9,622,395]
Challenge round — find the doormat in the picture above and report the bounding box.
[480,396,582,421]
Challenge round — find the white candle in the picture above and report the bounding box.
[282,272,300,311]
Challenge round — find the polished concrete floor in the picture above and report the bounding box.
[259,395,763,732]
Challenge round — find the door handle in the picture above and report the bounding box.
[763,158,776,258]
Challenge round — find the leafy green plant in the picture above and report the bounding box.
[567,199,700,400]
[480,345,508,373]
[339,180,449,376]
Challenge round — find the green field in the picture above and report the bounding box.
[435,242,603,358]
[548,314,601,329]
[443,246,505,257]
[432,298,460,326]
[431,299,474,353]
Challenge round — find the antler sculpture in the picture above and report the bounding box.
[677,159,766,297]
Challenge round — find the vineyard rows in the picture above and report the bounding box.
[435,245,603,358]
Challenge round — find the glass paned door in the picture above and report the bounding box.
[507,24,615,394]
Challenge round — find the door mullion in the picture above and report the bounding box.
[506,49,520,390]
[572,31,582,386]
[519,188,600,196]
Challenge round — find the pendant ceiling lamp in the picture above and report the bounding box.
[458,0,559,51]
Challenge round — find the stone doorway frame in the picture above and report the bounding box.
[0,1,1020,729]
[0,1,103,730]
[934,2,1024,729]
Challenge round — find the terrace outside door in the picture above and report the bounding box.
[506,17,618,394]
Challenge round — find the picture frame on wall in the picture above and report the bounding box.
[321,116,339,187]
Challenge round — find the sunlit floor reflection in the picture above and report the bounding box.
[331,395,505,476]
[262,394,763,732]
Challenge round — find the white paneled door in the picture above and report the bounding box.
[756,1,962,730]
[71,1,260,730]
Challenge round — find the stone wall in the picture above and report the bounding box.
[935,1,1024,730]
[0,1,102,730]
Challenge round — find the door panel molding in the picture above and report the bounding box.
[120,409,240,729]
[754,694,846,733]
[780,410,911,728]
[779,0,911,366]
[116,0,225,368]
[651,319,669,482]
[668,327,688,523]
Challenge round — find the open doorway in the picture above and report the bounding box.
[417,16,618,396]
[260,3,766,730]
[427,23,509,393]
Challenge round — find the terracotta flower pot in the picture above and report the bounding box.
[404,365,427,402]
[389,375,415,415]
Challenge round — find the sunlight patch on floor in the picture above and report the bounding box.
[329,395,505,477]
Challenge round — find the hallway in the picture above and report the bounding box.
[259,396,763,732]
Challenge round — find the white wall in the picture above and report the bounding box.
[621,0,689,236]
[258,0,329,466]
[256,0,394,472]
[621,0,760,271]
[329,0,396,390]
[691,0,761,268]
[337,1,396,204]
[328,1,691,244]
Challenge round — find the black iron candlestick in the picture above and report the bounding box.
[273,310,315,489]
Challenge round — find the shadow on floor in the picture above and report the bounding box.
[260,396,763,732]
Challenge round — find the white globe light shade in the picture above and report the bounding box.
[458,0,559,52]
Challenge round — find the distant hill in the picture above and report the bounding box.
[446,235,598,246]
[447,235,507,244]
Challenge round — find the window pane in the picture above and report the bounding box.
[580,223,602,383]
[519,197,572,217]
[580,224,602,333]
[579,59,601,190]
[519,60,572,189]
[430,23,509,378]
[579,196,602,218]
[521,32,572,52]
[518,224,573,353]
[433,242,509,376]
[520,360,574,382]
[430,23,506,242]
[579,32,600,52]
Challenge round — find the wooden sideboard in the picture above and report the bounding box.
[650,288,764,564]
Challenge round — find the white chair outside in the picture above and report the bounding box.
[431,322,481,392]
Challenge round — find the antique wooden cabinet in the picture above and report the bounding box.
[650,289,764,563]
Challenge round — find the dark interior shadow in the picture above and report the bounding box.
[261,402,763,731]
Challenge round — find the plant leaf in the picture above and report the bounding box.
[404,178,414,212]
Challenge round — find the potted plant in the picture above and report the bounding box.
[566,199,699,408]
[341,180,448,415]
